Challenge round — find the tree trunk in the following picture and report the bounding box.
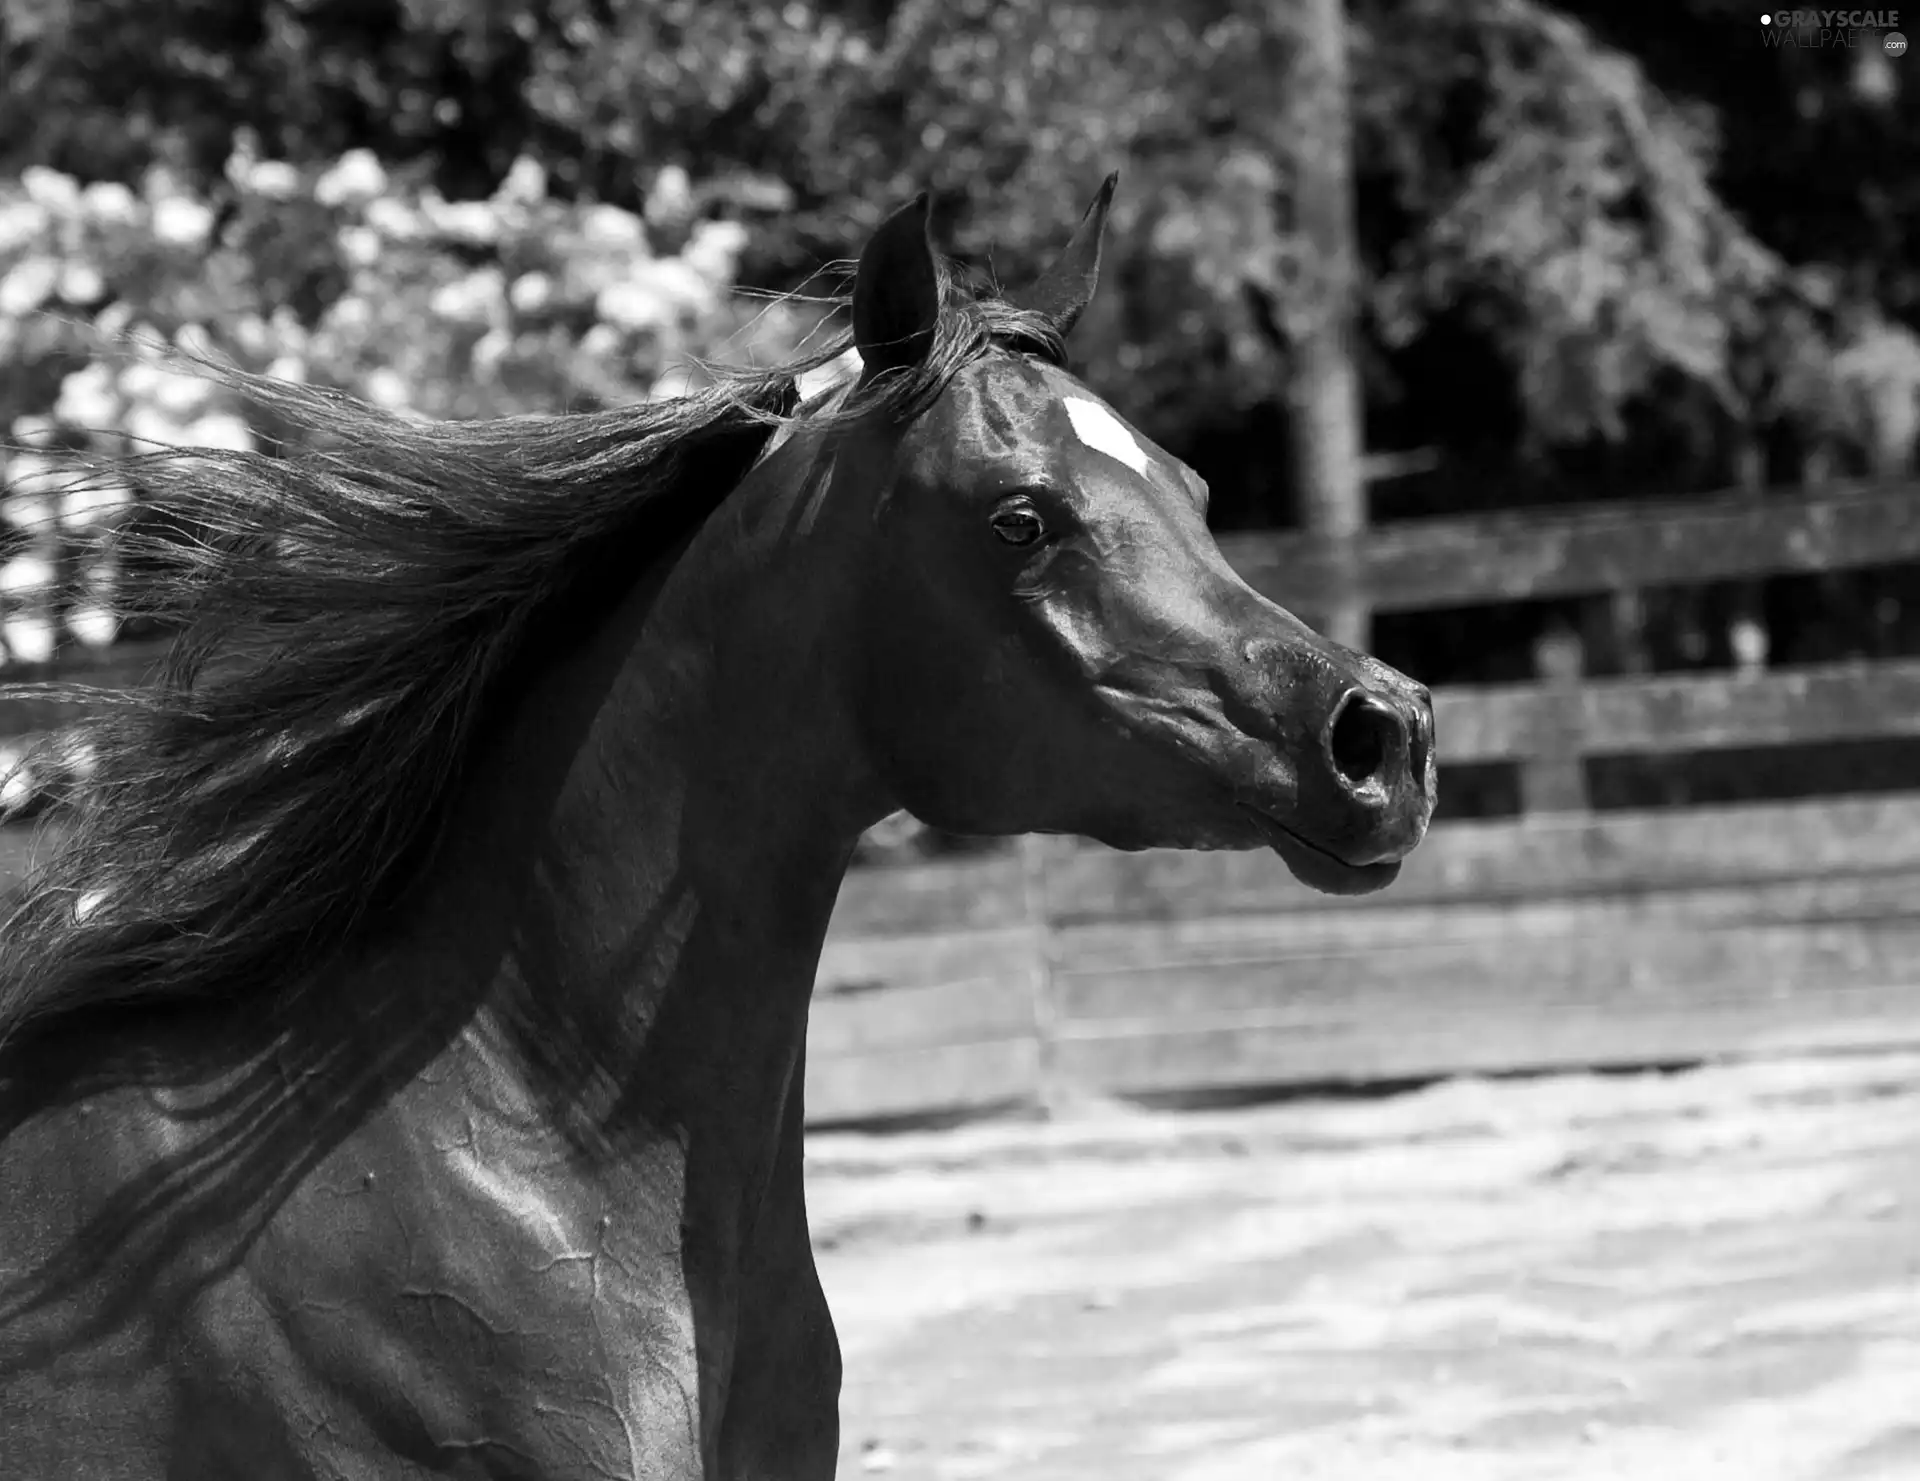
[1283,0,1368,652]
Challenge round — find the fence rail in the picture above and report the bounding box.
[4,476,1920,1125]
[806,475,1920,1122]
[1436,656,1920,759]
[802,794,1920,1123]
[1218,476,1920,614]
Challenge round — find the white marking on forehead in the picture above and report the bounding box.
[1063,397,1150,476]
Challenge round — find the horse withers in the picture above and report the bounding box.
[0,177,1433,1477]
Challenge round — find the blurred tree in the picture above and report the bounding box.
[1558,0,1920,315]
[5,0,1917,711]
[7,0,1909,493]
[3,0,1916,837]
[1279,0,1369,650]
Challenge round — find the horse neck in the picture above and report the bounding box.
[381,429,889,1161]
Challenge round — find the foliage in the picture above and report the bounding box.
[1364,0,1777,443]
[0,146,826,671]
[810,0,1311,440]
[5,0,1915,489]
[3,0,1918,816]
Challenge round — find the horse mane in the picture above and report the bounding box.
[0,263,1068,1050]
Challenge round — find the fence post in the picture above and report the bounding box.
[1728,429,1773,677]
[1522,623,1589,814]
[1016,832,1063,1117]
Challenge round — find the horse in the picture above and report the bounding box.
[0,177,1434,1478]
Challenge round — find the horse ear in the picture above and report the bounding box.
[1009,172,1118,340]
[853,192,941,378]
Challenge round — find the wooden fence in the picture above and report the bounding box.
[5,478,1920,1125]
[808,477,1920,1123]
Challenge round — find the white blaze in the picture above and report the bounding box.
[1063,397,1150,475]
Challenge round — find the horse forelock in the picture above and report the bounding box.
[0,268,1069,1051]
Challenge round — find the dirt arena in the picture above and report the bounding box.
[807,1052,1920,1480]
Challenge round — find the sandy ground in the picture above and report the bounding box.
[805,1052,1920,1481]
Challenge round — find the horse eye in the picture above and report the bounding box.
[989,504,1047,547]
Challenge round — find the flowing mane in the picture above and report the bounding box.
[0,268,1067,1051]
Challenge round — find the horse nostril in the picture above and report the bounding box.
[1327,691,1403,788]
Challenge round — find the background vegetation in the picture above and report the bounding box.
[2,0,1916,848]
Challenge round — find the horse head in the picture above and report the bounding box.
[820,180,1435,895]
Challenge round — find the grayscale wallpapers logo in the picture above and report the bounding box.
[1760,10,1908,48]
